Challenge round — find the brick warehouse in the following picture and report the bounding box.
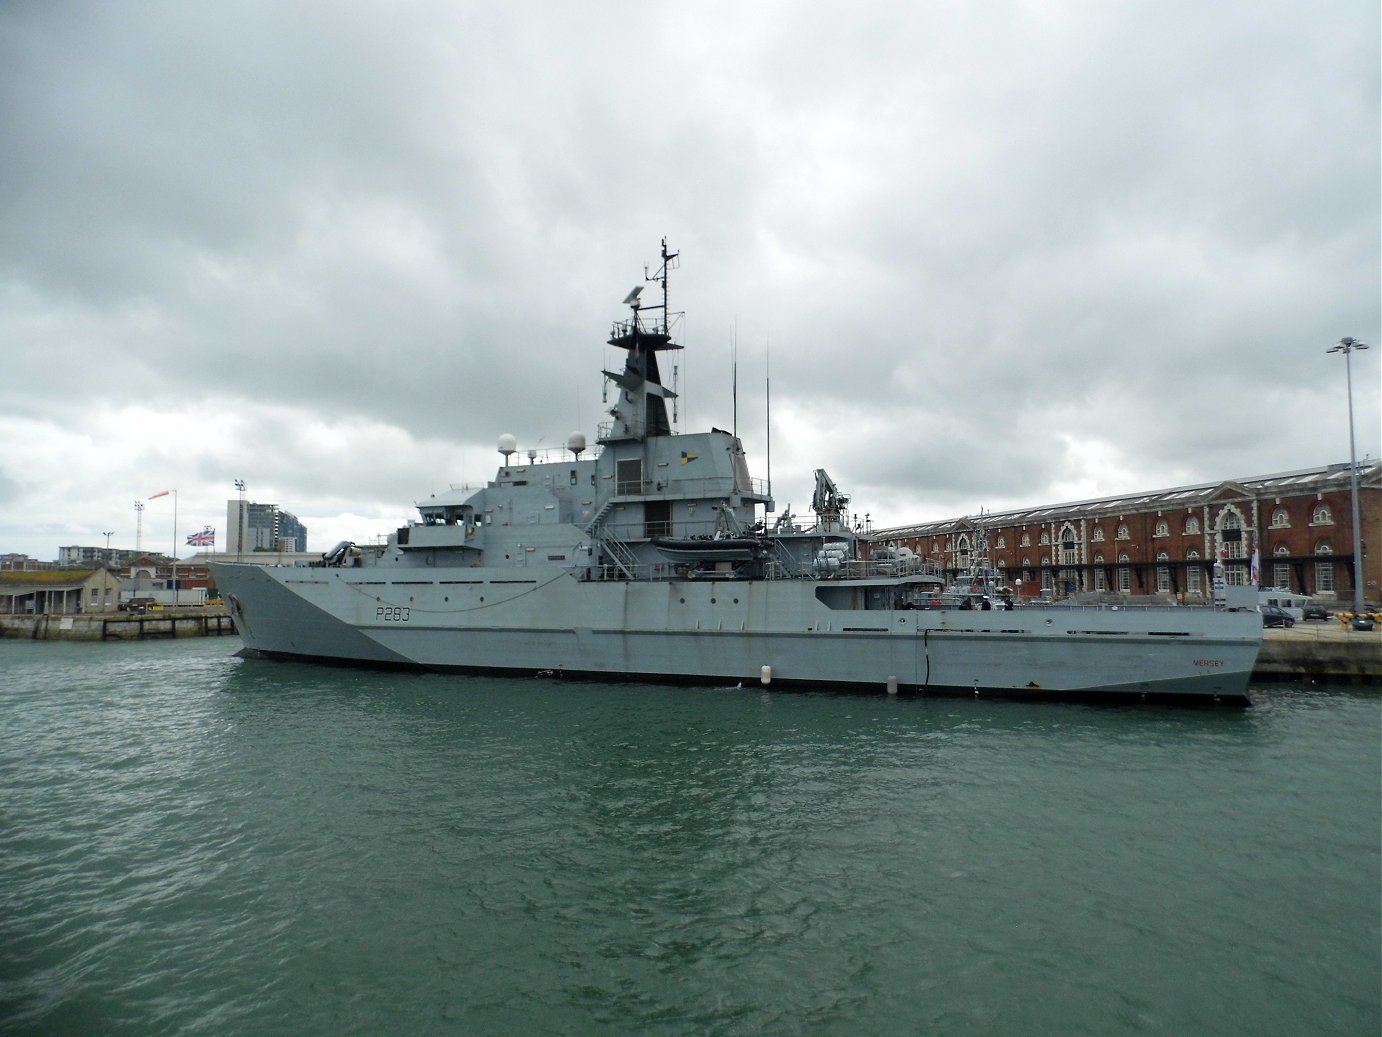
[872,461,1380,605]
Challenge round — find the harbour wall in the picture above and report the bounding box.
[1254,623,1380,685]
[0,608,237,642]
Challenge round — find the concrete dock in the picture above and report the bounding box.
[1254,620,1380,685]
[0,607,237,642]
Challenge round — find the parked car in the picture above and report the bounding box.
[1259,604,1295,628]
[1302,602,1331,622]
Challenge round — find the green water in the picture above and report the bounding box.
[1,638,1377,1035]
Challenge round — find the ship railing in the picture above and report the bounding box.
[1060,591,1181,607]
[868,557,945,579]
[494,445,599,467]
[587,522,639,581]
[585,561,678,583]
[598,419,645,442]
[583,499,616,535]
[595,475,771,501]
[766,540,815,579]
[797,556,947,581]
[1015,601,1212,613]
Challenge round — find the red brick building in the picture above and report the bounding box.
[873,461,1380,605]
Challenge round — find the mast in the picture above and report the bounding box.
[732,330,737,439]
[600,240,682,443]
[765,341,772,511]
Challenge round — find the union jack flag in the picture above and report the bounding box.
[186,528,215,547]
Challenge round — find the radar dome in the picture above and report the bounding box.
[567,431,587,457]
[497,433,517,459]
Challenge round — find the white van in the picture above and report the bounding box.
[1258,588,1307,621]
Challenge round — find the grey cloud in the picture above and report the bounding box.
[0,0,1376,558]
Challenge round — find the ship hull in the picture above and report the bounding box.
[213,561,1261,704]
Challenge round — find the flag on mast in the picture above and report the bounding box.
[186,528,215,547]
[149,490,170,499]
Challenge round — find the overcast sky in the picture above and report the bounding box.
[2,0,1378,560]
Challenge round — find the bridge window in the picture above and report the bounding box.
[616,458,644,496]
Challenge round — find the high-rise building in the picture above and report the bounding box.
[226,500,308,554]
[274,510,308,552]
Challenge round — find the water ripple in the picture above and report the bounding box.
[0,640,1377,1035]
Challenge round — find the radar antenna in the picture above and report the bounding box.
[641,237,680,337]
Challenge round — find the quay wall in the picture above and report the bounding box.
[0,608,238,642]
[1254,623,1380,685]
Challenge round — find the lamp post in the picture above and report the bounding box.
[149,489,178,608]
[1326,337,1368,614]
[234,479,246,562]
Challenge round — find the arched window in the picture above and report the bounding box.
[1039,531,1050,546]
[1315,541,1335,593]
[1020,532,1031,548]
[1272,544,1290,590]
[1116,524,1130,540]
[956,535,972,570]
[1184,515,1200,535]
[1270,507,1290,528]
[1092,526,1105,542]
[1156,551,1171,593]
[995,535,1006,549]
[1117,552,1131,592]
[1059,525,1079,566]
[1094,552,1107,591]
[1186,548,1202,595]
[1218,510,1246,561]
[1154,519,1169,537]
[1312,503,1332,524]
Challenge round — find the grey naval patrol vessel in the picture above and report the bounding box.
[211,242,1263,704]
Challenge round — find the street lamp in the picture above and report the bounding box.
[148,489,178,607]
[1326,337,1368,614]
[234,479,246,562]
